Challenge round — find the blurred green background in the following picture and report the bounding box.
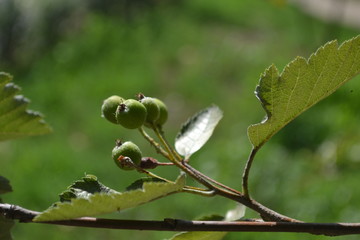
[1,0,360,239]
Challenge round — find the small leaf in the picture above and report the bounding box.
[248,36,360,148]
[224,203,246,221]
[34,173,185,221]
[175,105,223,159]
[0,72,52,141]
[0,176,12,195]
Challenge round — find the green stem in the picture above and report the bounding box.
[153,125,245,195]
[155,125,183,161]
[182,161,242,196]
[242,147,259,198]
[153,124,242,195]
[133,164,173,183]
[151,125,223,191]
[182,187,216,197]
[138,127,170,159]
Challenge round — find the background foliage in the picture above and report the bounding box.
[1,0,360,239]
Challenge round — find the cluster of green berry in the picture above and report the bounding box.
[101,94,168,129]
[101,94,168,171]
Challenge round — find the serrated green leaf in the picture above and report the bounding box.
[248,36,360,148]
[0,176,12,195]
[59,174,119,202]
[0,72,52,141]
[175,105,223,159]
[34,173,186,221]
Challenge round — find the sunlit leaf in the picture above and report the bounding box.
[248,36,360,148]
[34,173,185,221]
[169,204,245,240]
[0,73,52,141]
[175,105,223,159]
[224,203,246,221]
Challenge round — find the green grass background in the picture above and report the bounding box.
[2,0,360,239]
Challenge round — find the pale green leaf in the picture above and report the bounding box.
[175,105,223,159]
[224,203,246,221]
[248,36,360,148]
[0,72,52,141]
[34,174,185,221]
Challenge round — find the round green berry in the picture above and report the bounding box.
[101,95,124,124]
[116,99,147,129]
[140,97,160,124]
[153,98,168,126]
[112,141,142,170]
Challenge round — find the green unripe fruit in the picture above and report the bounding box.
[112,141,142,170]
[116,99,147,129]
[101,95,124,124]
[140,97,160,124]
[153,98,168,126]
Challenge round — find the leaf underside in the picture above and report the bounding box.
[175,105,223,159]
[0,72,52,141]
[34,174,185,221]
[248,35,360,148]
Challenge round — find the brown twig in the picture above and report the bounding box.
[1,203,360,236]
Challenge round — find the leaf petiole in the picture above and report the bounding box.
[242,147,259,198]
